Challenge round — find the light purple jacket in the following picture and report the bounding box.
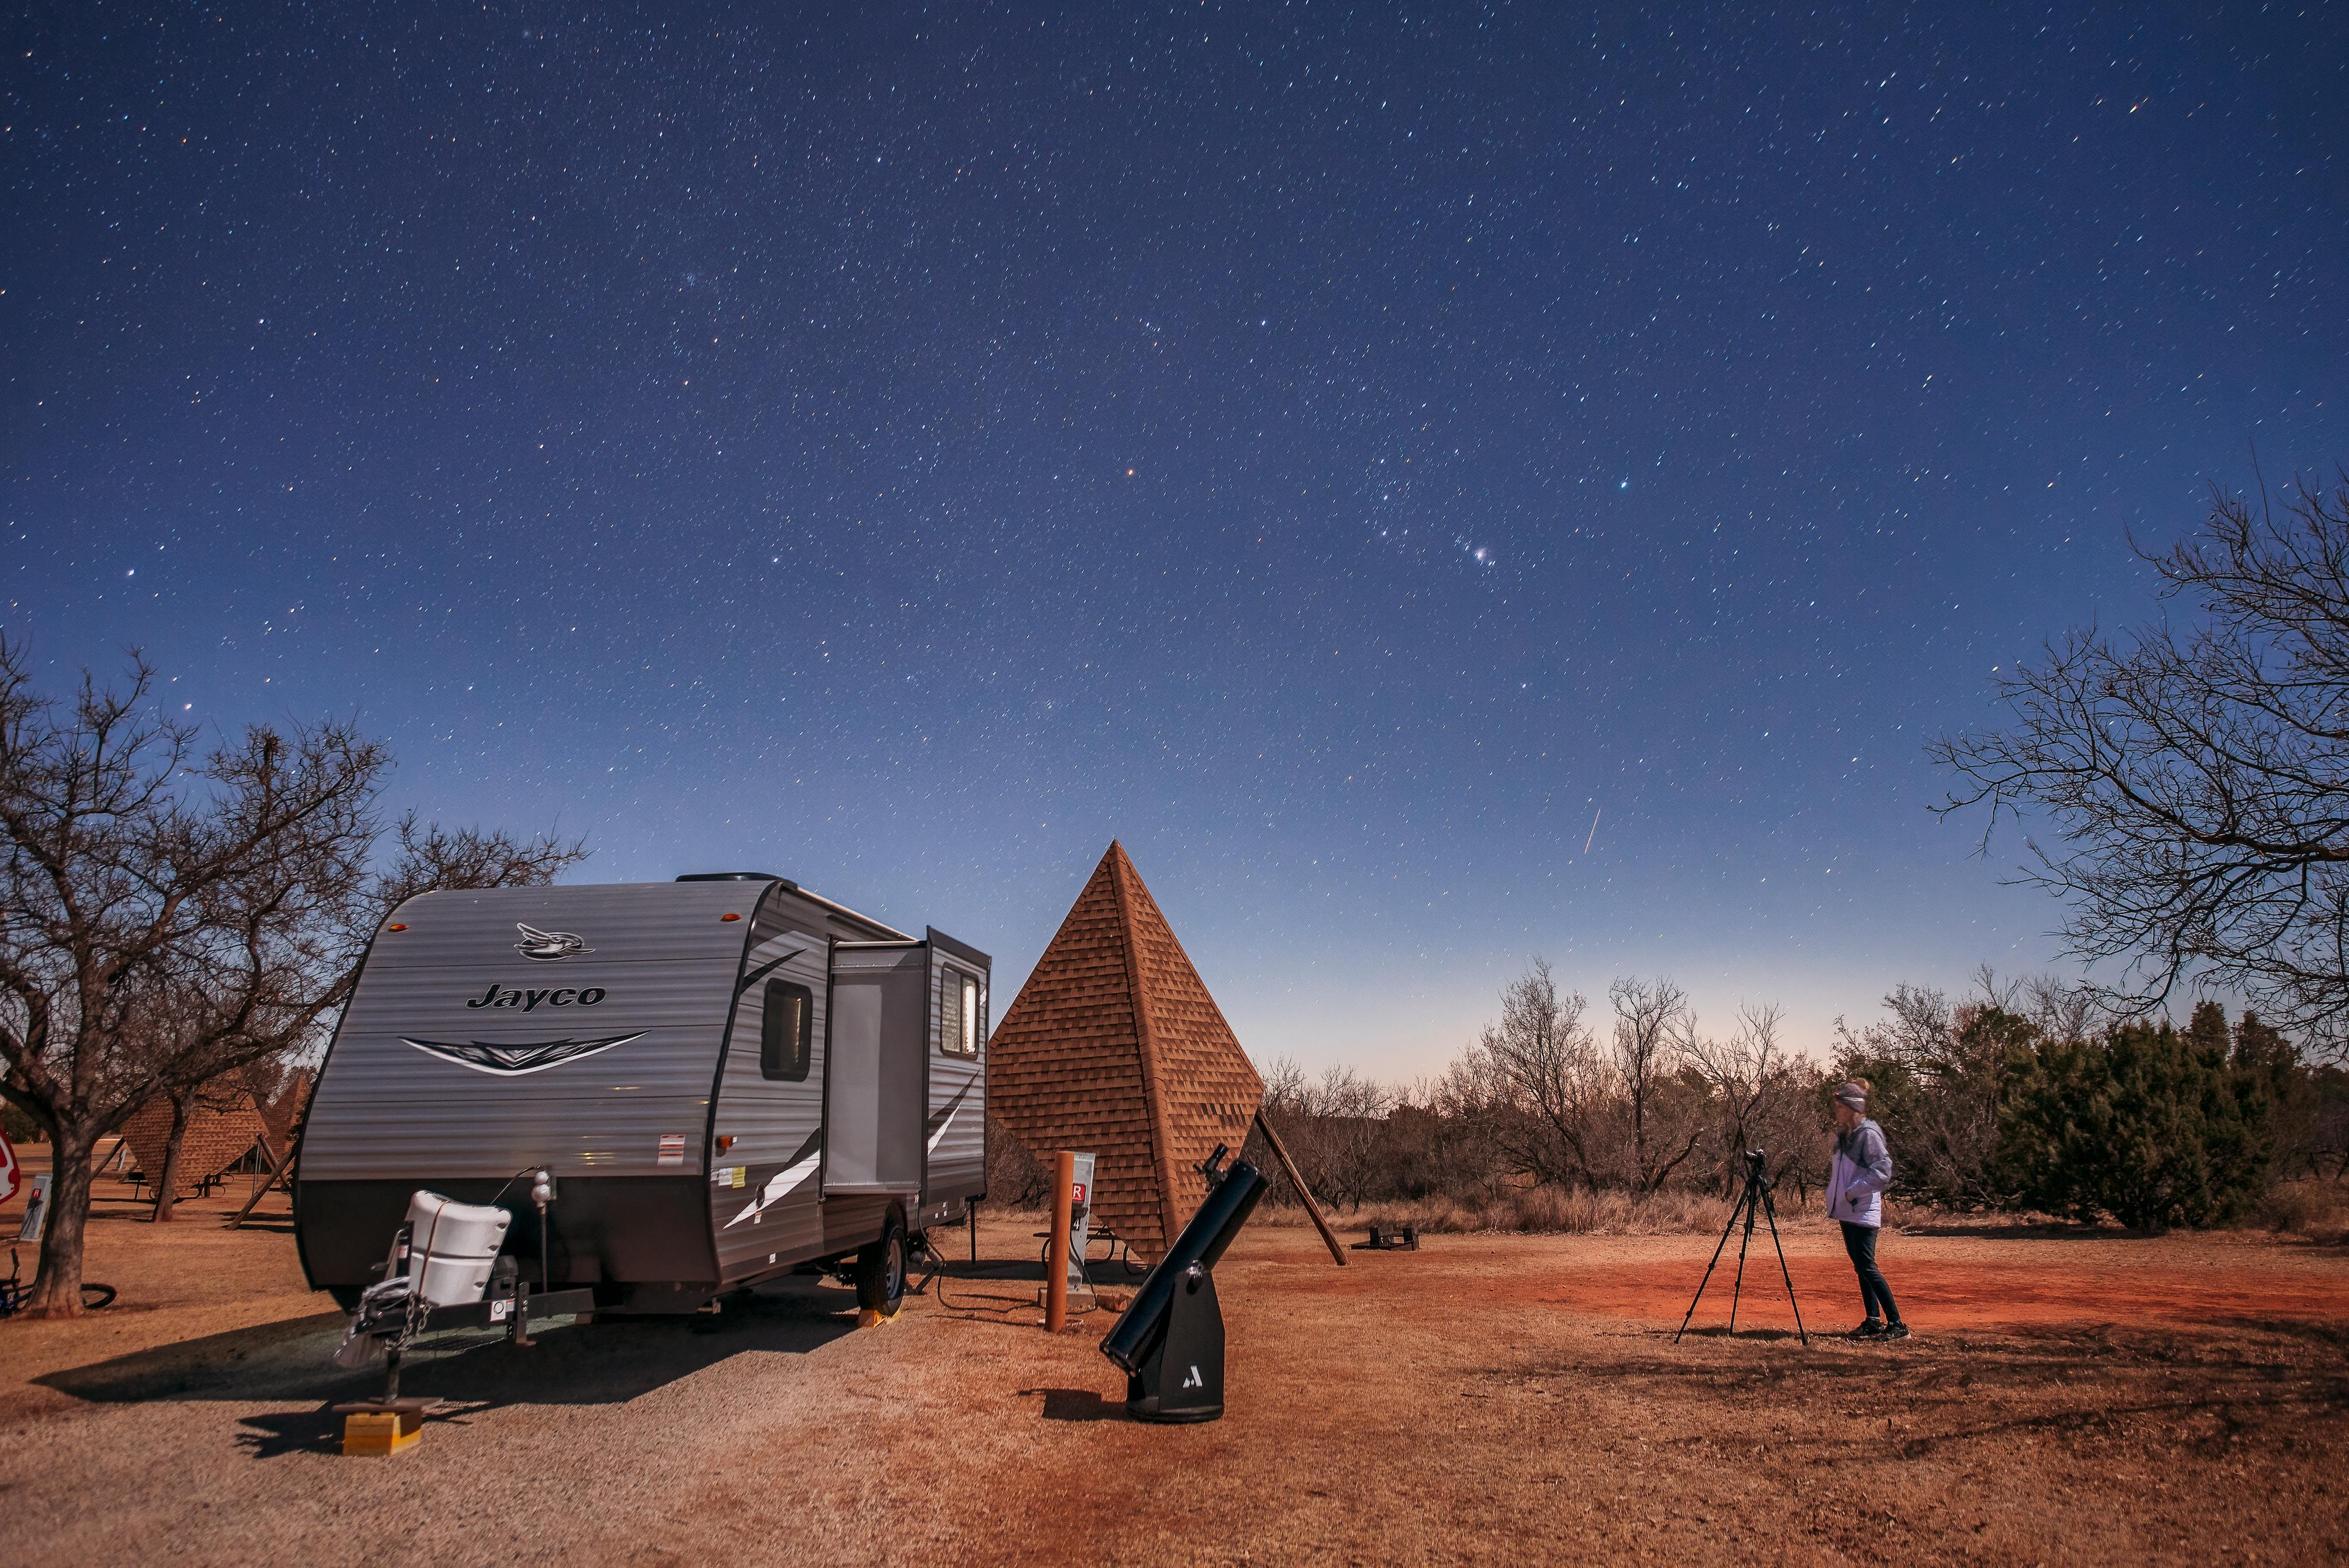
[1825,1118,1893,1229]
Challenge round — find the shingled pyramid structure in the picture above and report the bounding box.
[119,1080,270,1203]
[989,842,1264,1261]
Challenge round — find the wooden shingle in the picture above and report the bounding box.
[988,842,1263,1260]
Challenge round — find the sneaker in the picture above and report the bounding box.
[1844,1319,1884,1340]
[1878,1322,1911,1341]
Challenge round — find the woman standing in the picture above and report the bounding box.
[1825,1079,1908,1340]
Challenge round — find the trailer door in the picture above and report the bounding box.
[822,944,925,1196]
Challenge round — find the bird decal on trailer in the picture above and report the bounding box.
[514,923,593,961]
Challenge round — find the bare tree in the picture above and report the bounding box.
[1850,981,1956,1069]
[1830,975,2035,1207]
[2016,971,2104,1044]
[0,641,583,1315]
[1933,475,2349,1052]
[1256,1055,1315,1203]
[1307,1064,1394,1212]
[1609,976,1703,1192]
[1260,1056,1310,1121]
[1257,1058,1397,1212]
[1685,1004,1778,1155]
[1375,1080,1488,1202]
[1442,961,1606,1192]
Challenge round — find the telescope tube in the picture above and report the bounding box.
[1099,1160,1268,1374]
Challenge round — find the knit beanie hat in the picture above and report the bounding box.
[1833,1080,1869,1111]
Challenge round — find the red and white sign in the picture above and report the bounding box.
[0,1129,18,1206]
[1066,1152,1096,1294]
[657,1133,686,1166]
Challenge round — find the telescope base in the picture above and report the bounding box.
[1125,1269,1225,1424]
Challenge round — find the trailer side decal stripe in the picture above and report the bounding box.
[722,1127,824,1229]
[926,1079,974,1152]
[400,1032,645,1076]
[735,948,807,996]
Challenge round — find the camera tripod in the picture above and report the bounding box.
[1675,1149,1808,1345]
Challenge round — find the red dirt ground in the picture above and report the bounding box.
[1388,1239,2349,1331]
[2,1166,2345,1566]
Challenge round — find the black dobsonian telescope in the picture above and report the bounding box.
[1099,1145,1267,1423]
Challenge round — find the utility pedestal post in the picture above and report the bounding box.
[1045,1150,1076,1332]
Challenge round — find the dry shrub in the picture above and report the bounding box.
[2255,1178,2349,1240]
[983,1114,1051,1210]
[1254,1184,1739,1236]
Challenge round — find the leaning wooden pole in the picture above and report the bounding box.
[226,1140,288,1229]
[1251,1111,1346,1267]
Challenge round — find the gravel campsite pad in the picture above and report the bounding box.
[2,1191,2346,1566]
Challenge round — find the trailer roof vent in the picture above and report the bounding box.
[675,872,797,889]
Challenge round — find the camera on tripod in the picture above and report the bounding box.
[1675,1145,1809,1345]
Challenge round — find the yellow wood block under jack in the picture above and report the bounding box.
[856,1305,900,1328]
[339,1407,425,1456]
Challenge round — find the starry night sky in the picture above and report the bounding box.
[7,5,2347,1076]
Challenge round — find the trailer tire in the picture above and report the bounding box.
[854,1216,907,1316]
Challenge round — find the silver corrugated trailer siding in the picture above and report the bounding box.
[301,881,753,1183]
[920,933,989,1228]
[704,893,833,1281]
[297,876,986,1300]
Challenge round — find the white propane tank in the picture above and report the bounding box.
[403,1190,513,1307]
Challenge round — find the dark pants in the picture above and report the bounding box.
[1840,1221,1900,1324]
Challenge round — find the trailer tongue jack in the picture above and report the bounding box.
[331,1194,598,1455]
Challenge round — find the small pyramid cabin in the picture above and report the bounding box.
[988,842,1264,1261]
[117,1065,311,1202]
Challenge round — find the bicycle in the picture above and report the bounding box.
[0,1248,116,1317]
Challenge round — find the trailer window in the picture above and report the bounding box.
[940,969,982,1058]
[761,980,813,1082]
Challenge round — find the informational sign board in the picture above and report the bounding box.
[1066,1150,1096,1298]
[18,1172,50,1242]
[0,1128,16,1206]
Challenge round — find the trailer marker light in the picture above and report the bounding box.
[716,1135,736,1152]
[387,924,407,931]
[721,913,741,921]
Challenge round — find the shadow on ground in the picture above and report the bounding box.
[232,1404,350,1458]
[1528,1320,2349,1465]
[1021,1386,1125,1422]
[35,1278,866,1431]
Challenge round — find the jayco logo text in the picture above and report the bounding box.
[465,984,608,1011]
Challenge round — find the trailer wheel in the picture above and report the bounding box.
[854,1217,907,1316]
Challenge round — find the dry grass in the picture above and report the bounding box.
[1031,1176,2349,1246]
[1009,1187,1747,1239]
[1266,1180,2349,1243]
[1257,1186,1743,1236]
